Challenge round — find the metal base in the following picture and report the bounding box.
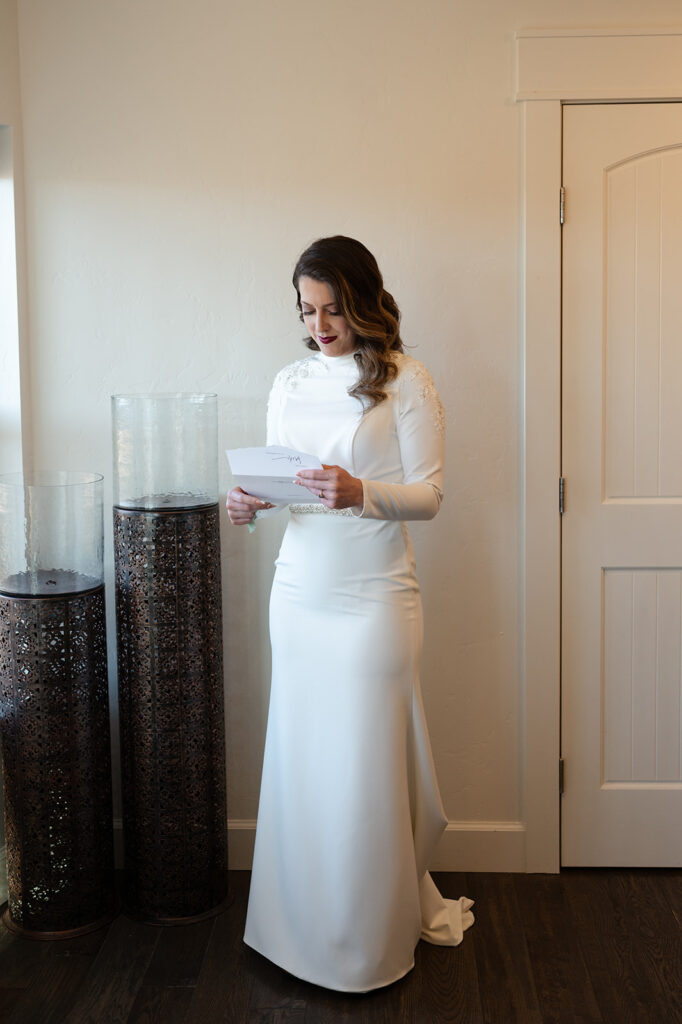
[1,901,119,941]
[114,503,228,922]
[122,889,234,927]
[0,583,116,936]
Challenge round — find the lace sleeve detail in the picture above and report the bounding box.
[277,356,317,391]
[400,359,446,438]
[267,356,318,445]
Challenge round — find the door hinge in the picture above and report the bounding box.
[559,477,565,516]
[559,758,565,795]
[560,186,566,225]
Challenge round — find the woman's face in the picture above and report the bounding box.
[298,276,356,357]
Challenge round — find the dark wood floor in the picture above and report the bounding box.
[1,869,681,1023]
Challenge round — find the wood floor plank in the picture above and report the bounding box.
[61,915,159,1024]
[412,936,483,1024]
[0,917,110,1024]
[353,968,412,1024]
[2,869,680,1023]
[0,988,25,1018]
[126,983,195,1024]
[0,926,52,988]
[184,871,254,1023]
[142,917,214,988]
[659,869,682,929]
[244,944,309,1024]
[296,980,368,1024]
[605,870,682,1021]
[514,872,603,1024]
[50,926,109,959]
[413,871,483,1024]
[628,870,682,1021]
[565,869,680,1024]
[6,953,96,1024]
[467,872,544,1024]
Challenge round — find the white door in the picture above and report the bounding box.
[562,103,682,866]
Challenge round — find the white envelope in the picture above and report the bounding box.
[226,445,324,504]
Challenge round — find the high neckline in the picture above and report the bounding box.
[316,350,358,369]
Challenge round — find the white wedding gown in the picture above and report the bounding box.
[243,349,474,992]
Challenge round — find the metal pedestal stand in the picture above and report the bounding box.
[0,573,116,938]
[114,502,228,924]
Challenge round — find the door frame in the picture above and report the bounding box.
[517,28,682,871]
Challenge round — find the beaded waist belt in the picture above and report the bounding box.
[289,504,355,517]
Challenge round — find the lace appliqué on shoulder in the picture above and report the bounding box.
[402,361,446,437]
[268,356,318,424]
[277,356,319,391]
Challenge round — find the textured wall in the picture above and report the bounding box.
[0,0,24,472]
[10,0,682,865]
[0,0,20,123]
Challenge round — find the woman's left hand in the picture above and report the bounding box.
[295,465,363,512]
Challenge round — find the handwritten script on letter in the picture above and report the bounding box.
[225,446,324,504]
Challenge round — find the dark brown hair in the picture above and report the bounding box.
[293,235,404,408]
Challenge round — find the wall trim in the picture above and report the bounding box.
[518,27,682,38]
[515,29,682,102]
[226,819,527,874]
[517,28,682,872]
[114,817,527,874]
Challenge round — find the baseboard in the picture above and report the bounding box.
[112,817,526,874]
[430,820,527,872]
[227,819,527,873]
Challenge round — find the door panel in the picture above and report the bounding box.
[562,104,682,866]
[605,147,682,499]
[603,569,682,783]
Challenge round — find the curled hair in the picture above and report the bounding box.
[293,235,404,408]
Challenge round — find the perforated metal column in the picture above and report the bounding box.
[113,503,228,923]
[0,584,116,937]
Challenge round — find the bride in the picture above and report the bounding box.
[227,235,473,993]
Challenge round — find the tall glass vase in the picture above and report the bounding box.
[0,471,115,937]
[112,393,228,923]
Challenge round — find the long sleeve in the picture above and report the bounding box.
[358,361,445,521]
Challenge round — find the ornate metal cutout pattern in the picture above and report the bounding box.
[113,503,228,922]
[0,585,116,936]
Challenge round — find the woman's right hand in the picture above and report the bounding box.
[226,486,273,526]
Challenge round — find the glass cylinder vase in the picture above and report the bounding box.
[111,394,228,923]
[112,392,218,510]
[0,471,116,938]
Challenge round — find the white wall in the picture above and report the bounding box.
[0,0,28,473]
[9,0,682,869]
[0,0,21,129]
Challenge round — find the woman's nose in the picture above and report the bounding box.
[315,311,329,333]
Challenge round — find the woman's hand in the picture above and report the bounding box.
[295,465,364,512]
[226,486,274,526]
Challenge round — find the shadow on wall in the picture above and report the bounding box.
[219,393,285,819]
